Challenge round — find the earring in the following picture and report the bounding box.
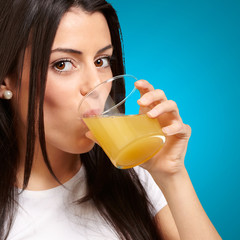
[3,90,13,100]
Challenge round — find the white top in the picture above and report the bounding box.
[7,166,167,240]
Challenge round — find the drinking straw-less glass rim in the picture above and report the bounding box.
[78,74,166,169]
[78,74,138,117]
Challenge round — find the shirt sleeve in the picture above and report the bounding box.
[134,166,167,216]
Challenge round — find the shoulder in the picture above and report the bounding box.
[133,166,167,215]
[133,165,153,183]
[133,166,159,190]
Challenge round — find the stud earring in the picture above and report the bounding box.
[3,90,13,100]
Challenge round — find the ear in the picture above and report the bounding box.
[0,76,14,100]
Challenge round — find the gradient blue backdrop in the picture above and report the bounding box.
[109,0,240,238]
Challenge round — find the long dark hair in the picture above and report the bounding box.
[0,0,161,239]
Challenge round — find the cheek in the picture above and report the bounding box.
[43,77,90,153]
[44,79,78,125]
[44,71,81,109]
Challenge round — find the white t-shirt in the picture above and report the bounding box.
[7,166,167,240]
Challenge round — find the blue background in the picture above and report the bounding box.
[109,0,240,238]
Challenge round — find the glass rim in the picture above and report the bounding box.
[78,74,138,117]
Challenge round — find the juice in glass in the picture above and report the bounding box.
[83,114,165,169]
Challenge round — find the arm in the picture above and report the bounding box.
[155,205,180,240]
[154,169,221,240]
[135,80,221,240]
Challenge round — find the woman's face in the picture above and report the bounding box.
[15,7,113,154]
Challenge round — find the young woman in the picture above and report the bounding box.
[0,0,221,239]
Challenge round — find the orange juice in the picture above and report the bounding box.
[83,114,165,169]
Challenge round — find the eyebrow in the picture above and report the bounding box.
[51,44,113,55]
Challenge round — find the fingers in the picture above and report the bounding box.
[134,80,155,97]
[135,79,191,138]
[147,100,179,118]
[137,89,167,106]
[162,121,187,136]
[163,123,192,138]
[135,80,179,119]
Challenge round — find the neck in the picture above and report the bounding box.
[17,140,81,191]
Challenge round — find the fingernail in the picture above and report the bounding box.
[147,109,158,118]
[138,98,147,105]
[162,126,170,134]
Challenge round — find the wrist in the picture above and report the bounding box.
[150,166,190,193]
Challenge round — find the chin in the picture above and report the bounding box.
[71,138,96,154]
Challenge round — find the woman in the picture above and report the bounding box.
[0,0,221,239]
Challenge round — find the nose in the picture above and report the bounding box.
[80,66,101,96]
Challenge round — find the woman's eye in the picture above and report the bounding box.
[53,60,74,72]
[94,57,110,68]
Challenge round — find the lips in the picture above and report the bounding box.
[81,109,102,118]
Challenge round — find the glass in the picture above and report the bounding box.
[78,74,166,169]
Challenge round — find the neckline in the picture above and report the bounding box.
[18,165,84,199]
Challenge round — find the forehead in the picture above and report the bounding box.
[52,7,112,51]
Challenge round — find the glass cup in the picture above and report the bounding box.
[78,74,166,169]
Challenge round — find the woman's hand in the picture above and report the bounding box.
[135,80,222,240]
[135,80,191,178]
